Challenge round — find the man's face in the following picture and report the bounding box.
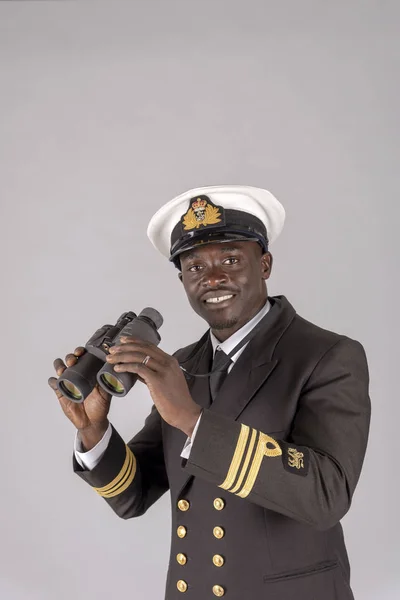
[179,241,272,341]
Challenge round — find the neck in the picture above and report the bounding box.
[210,296,268,342]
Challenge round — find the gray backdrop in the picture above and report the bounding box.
[1,1,398,599]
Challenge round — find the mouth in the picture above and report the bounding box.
[202,293,237,307]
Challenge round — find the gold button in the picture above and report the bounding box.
[177,526,187,538]
[213,554,225,567]
[213,526,225,539]
[213,584,225,597]
[213,498,225,511]
[178,499,190,512]
[176,553,187,566]
[177,580,188,593]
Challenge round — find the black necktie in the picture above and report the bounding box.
[209,348,232,402]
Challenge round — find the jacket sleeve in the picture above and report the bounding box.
[73,404,169,519]
[182,338,371,530]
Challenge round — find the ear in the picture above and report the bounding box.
[261,252,273,280]
[178,272,183,282]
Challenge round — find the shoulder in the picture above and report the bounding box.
[281,309,367,366]
[290,312,345,346]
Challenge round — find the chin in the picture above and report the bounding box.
[206,315,240,331]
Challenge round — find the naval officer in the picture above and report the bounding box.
[49,185,370,599]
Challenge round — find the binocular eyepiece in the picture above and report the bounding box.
[56,307,163,403]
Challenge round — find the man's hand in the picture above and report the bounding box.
[106,337,202,437]
[48,347,111,450]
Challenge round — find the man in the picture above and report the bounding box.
[48,185,371,600]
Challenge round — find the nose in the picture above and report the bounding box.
[201,264,228,288]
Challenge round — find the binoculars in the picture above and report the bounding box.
[56,308,163,403]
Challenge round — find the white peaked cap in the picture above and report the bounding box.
[147,185,285,260]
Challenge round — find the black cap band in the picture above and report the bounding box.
[169,208,269,263]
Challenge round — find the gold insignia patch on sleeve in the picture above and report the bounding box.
[182,197,222,230]
[282,443,309,477]
[288,447,305,470]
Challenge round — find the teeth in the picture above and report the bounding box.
[206,295,233,304]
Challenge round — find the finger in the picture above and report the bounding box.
[120,336,143,344]
[109,351,162,373]
[48,376,65,399]
[113,341,169,364]
[119,337,157,351]
[48,376,58,391]
[65,352,81,367]
[65,346,86,365]
[107,349,141,362]
[48,377,78,417]
[53,358,67,376]
[113,362,154,379]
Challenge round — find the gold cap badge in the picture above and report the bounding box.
[182,196,223,231]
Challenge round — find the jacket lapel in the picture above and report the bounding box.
[210,295,296,420]
[185,335,213,409]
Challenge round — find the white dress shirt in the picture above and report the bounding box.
[75,299,271,470]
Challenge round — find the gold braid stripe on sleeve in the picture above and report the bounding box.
[219,424,250,491]
[237,432,282,498]
[94,446,137,498]
[230,428,257,494]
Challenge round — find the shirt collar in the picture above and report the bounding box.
[209,299,271,359]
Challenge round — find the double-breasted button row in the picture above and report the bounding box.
[177,500,188,592]
[177,497,224,511]
[213,498,226,594]
[177,552,224,568]
[176,581,225,596]
[177,499,189,542]
[175,498,226,594]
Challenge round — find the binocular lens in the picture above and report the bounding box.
[60,380,83,401]
[100,373,125,394]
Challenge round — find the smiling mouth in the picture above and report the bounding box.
[204,294,235,305]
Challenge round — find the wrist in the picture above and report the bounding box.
[78,420,109,451]
[179,407,201,438]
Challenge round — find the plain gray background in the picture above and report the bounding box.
[1,1,398,599]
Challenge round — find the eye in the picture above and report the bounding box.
[223,257,239,265]
[188,264,202,272]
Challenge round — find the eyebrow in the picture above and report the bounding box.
[219,246,242,253]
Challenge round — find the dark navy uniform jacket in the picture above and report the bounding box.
[74,295,371,600]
